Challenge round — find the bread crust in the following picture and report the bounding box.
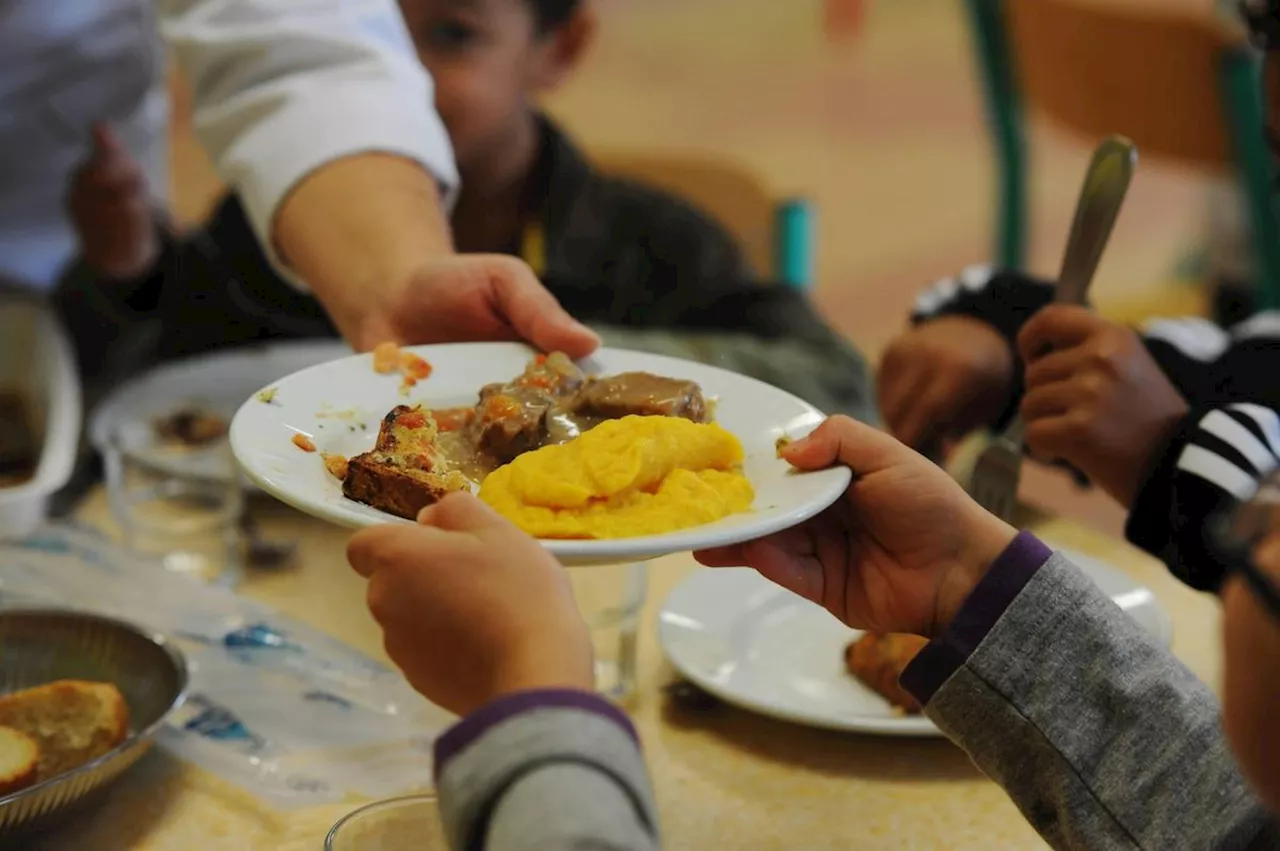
[0,680,130,780]
[0,727,38,796]
[342,453,468,520]
[843,633,929,715]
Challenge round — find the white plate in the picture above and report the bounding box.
[91,340,352,485]
[229,343,851,566]
[658,549,1174,736]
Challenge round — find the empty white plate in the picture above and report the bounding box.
[658,549,1173,735]
[229,343,852,566]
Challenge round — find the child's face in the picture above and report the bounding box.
[399,0,584,179]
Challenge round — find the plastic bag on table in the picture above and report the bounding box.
[0,523,450,808]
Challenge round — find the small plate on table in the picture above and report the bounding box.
[91,340,352,486]
[657,550,1173,735]
[229,343,851,566]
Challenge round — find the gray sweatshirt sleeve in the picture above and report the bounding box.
[903,534,1280,850]
[433,690,659,851]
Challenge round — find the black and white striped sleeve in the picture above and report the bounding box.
[1126,316,1280,590]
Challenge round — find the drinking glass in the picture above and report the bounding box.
[568,562,647,700]
[103,423,244,586]
[325,795,443,851]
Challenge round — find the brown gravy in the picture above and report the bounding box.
[0,391,37,487]
[426,356,707,486]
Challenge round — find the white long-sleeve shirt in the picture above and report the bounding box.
[0,0,457,291]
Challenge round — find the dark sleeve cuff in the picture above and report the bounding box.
[434,689,639,780]
[900,531,1053,705]
[911,269,1057,429]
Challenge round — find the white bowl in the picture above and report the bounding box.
[0,296,80,539]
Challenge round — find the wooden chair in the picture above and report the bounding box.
[965,0,1280,312]
[593,151,816,289]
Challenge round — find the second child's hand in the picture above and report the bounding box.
[68,123,159,280]
[696,416,1017,638]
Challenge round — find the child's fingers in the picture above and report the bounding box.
[347,522,465,578]
[893,382,953,451]
[878,367,929,443]
[1023,347,1086,389]
[1020,380,1078,423]
[694,543,748,567]
[1018,305,1101,362]
[1023,414,1083,464]
[419,490,518,537]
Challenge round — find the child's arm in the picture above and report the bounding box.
[434,693,659,851]
[1125,327,1280,591]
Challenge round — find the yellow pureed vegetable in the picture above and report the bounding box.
[478,415,754,539]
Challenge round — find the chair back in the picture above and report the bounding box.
[594,151,815,287]
[1007,0,1242,169]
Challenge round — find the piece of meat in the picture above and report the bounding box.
[342,453,469,519]
[572,373,707,423]
[474,387,554,463]
[843,633,929,715]
[473,353,586,462]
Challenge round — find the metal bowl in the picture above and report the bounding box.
[0,609,188,839]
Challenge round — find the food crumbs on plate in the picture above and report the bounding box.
[400,351,433,380]
[322,453,349,480]
[372,341,400,374]
[775,435,793,457]
[479,415,754,539]
[257,387,278,404]
[291,433,317,453]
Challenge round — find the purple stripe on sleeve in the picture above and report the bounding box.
[900,531,1053,705]
[434,689,639,779]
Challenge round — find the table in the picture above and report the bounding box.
[38,491,1222,851]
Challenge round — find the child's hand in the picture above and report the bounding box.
[1018,306,1189,507]
[67,124,159,279]
[347,493,594,716]
[696,416,1017,638]
[878,316,1015,455]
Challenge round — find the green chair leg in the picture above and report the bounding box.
[1220,47,1280,310]
[775,199,816,290]
[964,0,1028,271]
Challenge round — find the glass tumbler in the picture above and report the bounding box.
[568,562,648,700]
[104,423,244,586]
[326,795,443,851]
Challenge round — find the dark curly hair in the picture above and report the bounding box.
[530,0,581,33]
[1241,0,1280,49]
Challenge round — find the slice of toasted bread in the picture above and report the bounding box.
[373,405,440,463]
[0,681,129,780]
[844,634,929,715]
[343,453,470,519]
[0,726,38,796]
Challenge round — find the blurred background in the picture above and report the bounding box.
[167,0,1217,537]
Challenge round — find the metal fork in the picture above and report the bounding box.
[968,135,1139,523]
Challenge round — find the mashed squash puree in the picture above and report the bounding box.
[478,415,754,539]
